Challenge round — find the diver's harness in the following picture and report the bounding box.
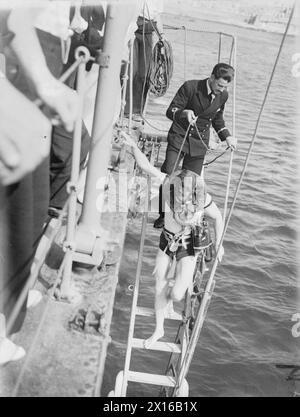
[162,217,213,257]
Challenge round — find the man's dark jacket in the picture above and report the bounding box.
[166,79,231,156]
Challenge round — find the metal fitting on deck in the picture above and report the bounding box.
[95,50,110,68]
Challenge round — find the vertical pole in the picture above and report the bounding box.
[218,32,222,62]
[119,59,130,128]
[182,25,187,81]
[129,38,134,133]
[60,50,88,297]
[223,36,237,221]
[0,186,8,338]
[229,35,234,65]
[79,2,138,234]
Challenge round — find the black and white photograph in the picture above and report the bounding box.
[0,0,299,399]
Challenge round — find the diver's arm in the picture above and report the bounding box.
[204,198,224,262]
[121,132,165,181]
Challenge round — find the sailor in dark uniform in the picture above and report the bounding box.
[154,63,237,228]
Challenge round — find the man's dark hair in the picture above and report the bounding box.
[212,63,235,82]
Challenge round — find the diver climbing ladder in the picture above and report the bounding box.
[110,26,238,397]
[111,28,236,397]
[4,3,294,397]
[109,138,215,397]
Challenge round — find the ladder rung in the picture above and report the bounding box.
[132,338,181,353]
[128,371,176,387]
[136,306,182,321]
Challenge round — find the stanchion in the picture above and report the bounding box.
[73,1,139,267]
[58,46,90,301]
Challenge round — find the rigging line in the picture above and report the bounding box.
[11,258,67,398]
[194,123,210,151]
[173,4,295,394]
[169,121,193,178]
[140,7,150,116]
[139,117,229,166]
[203,146,230,166]
[163,24,235,38]
[145,2,163,41]
[140,114,169,133]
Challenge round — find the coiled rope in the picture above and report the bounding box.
[145,38,174,98]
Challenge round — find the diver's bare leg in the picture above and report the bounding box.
[170,255,198,303]
[144,249,171,349]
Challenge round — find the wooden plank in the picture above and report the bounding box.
[132,338,181,353]
[128,371,176,387]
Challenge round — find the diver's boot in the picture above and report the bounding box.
[154,214,164,229]
[154,185,164,229]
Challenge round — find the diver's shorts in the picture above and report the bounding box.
[159,229,195,261]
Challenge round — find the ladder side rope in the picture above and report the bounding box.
[119,35,149,395]
[172,4,295,393]
[121,180,151,397]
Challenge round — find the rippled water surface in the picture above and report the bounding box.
[103,14,300,397]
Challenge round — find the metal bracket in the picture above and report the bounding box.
[63,240,76,252]
[66,181,77,195]
[95,50,110,68]
[74,46,92,64]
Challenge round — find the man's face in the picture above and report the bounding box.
[209,75,230,95]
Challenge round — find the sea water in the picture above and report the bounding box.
[103,14,299,397]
